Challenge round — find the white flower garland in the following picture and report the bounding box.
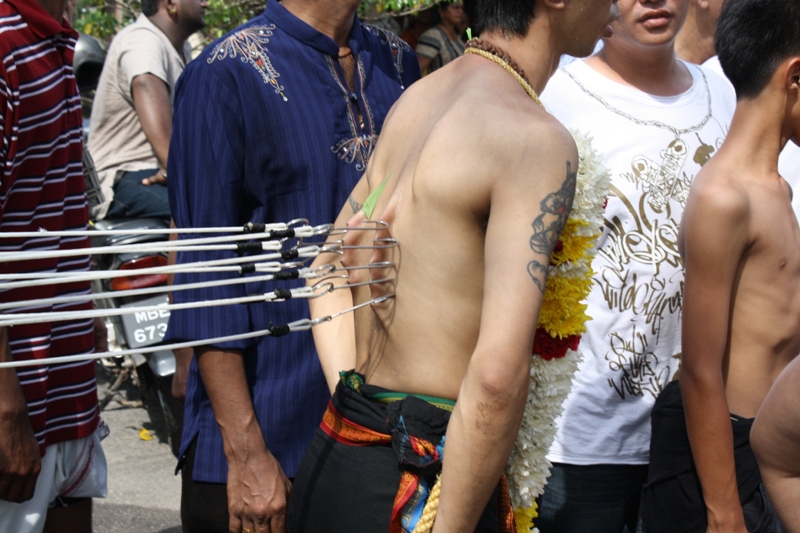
[506,129,611,531]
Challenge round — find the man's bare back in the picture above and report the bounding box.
[330,56,577,401]
[679,158,800,418]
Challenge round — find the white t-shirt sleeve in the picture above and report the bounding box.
[117,28,169,97]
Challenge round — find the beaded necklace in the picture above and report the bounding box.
[464,38,545,109]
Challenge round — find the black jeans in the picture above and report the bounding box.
[180,438,229,533]
[536,462,648,533]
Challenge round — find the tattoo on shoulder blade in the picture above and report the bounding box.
[348,195,363,214]
[527,161,577,293]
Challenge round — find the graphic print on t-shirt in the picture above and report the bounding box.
[540,59,737,463]
[598,132,723,400]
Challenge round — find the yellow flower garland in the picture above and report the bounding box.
[508,129,611,532]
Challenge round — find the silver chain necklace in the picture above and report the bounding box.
[563,66,712,139]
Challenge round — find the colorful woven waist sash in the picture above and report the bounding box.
[319,371,515,533]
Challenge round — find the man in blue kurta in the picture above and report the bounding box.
[165,0,420,531]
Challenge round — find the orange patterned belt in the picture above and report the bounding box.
[320,399,516,533]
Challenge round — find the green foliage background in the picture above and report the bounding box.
[74,0,439,44]
[74,0,266,44]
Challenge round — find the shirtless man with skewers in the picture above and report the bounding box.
[287,0,620,530]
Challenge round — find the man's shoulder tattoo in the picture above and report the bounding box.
[348,195,363,214]
[527,161,578,293]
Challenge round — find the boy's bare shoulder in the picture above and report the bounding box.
[681,162,753,240]
[686,163,751,224]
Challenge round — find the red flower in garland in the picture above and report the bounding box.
[532,328,581,360]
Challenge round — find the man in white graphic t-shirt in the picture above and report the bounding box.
[537,0,735,530]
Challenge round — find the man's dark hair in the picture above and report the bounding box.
[464,0,536,37]
[141,0,161,17]
[716,0,800,99]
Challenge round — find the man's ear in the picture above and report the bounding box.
[542,0,567,12]
[786,57,800,93]
[165,0,177,17]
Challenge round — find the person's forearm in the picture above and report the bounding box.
[432,362,529,532]
[308,285,355,393]
[306,227,358,392]
[681,374,745,529]
[0,327,26,409]
[196,347,267,460]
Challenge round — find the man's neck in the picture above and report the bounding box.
[35,0,67,23]
[148,13,190,58]
[281,0,359,47]
[587,40,692,97]
[720,94,790,176]
[674,7,716,65]
[478,28,562,98]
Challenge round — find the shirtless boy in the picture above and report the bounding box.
[641,0,800,531]
[286,0,619,531]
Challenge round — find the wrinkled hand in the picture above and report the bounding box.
[227,447,291,533]
[93,317,108,354]
[0,404,41,503]
[142,170,167,186]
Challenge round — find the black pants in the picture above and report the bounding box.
[180,438,296,533]
[535,462,648,533]
[180,438,229,533]
[641,381,785,533]
[288,378,507,533]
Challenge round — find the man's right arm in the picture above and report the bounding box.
[433,120,578,531]
[167,65,289,532]
[196,347,291,533]
[119,29,174,182]
[131,73,172,181]
[0,70,40,504]
[0,326,41,503]
[680,180,750,533]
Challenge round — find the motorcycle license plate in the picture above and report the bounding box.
[120,295,170,349]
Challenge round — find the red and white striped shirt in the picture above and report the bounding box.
[0,0,98,455]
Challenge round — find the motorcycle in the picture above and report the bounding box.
[89,218,183,458]
[77,32,183,457]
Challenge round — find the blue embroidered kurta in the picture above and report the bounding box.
[166,1,420,483]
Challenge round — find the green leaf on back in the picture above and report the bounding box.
[362,175,391,219]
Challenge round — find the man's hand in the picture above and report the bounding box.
[0,327,41,503]
[0,405,41,503]
[142,169,167,186]
[195,346,290,533]
[706,516,748,533]
[227,444,291,533]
